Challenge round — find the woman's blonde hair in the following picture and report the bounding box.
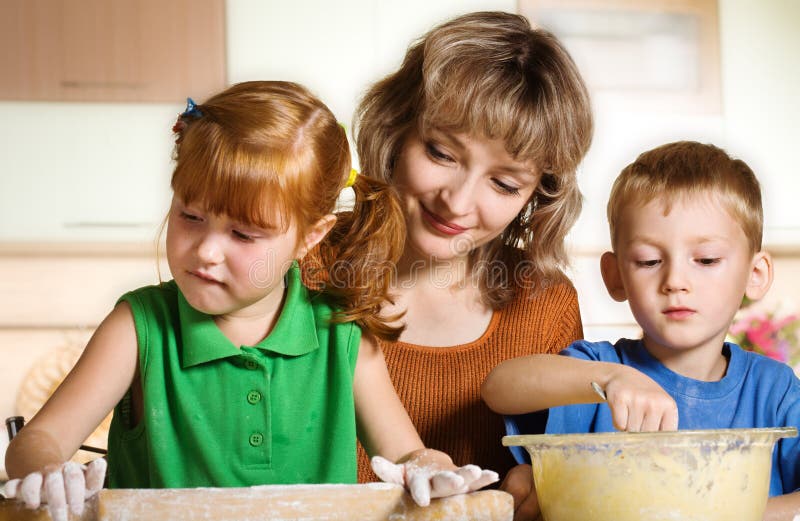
[172,81,406,339]
[607,141,763,253]
[355,11,593,308]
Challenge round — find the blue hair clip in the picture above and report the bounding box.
[181,97,203,119]
[173,97,203,136]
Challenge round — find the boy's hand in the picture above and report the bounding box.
[371,449,499,506]
[604,366,679,432]
[3,458,106,521]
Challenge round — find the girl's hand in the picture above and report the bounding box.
[3,458,106,521]
[604,366,679,432]
[371,449,499,506]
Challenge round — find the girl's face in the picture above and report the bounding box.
[392,129,540,261]
[166,197,303,318]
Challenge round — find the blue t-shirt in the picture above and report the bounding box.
[505,338,800,496]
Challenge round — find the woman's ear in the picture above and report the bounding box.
[296,214,337,260]
[600,251,628,302]
[744,250,774,301]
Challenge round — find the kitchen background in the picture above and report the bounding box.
[0,0,798,477]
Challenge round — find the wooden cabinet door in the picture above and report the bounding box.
[0,0,226,102]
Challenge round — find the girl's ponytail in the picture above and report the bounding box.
[313,175,406,340]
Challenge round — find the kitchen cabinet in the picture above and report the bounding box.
[0,0,226,102]
[0,0,226,242]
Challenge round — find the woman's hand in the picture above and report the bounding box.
[499,464,541,521]
[371,449,499,506]
[3,458,106,521]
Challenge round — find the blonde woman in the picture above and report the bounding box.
[354,11,593,520]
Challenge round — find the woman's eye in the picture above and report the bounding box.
[635,259,661,267]
[697,257,721,265]
[425,143,454,162]
[492,179,521,196]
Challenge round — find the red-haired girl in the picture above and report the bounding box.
[4,81,496,521]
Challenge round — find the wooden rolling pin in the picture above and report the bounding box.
[0,483,513,521]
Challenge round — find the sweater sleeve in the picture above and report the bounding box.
[539,279,583,353]
[558,282,583,345]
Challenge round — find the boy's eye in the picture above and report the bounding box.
[492,178,521,196]
[425,143,454,163]
[697,257,721,265]
[635,259,661,267]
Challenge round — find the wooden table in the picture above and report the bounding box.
[0,483,513,521]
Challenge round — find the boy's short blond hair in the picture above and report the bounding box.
[607,141,763,253]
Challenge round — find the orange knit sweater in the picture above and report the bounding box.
[357,277,583,482]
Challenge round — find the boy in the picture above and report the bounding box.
[482,141,800,518]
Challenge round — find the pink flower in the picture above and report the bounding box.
[729,309,799,364]
[730,312,768,335]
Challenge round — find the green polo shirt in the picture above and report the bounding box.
[107,263,360,488]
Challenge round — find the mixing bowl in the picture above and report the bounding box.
[503,427,796,521]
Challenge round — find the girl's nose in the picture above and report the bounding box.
[196,233,224,264]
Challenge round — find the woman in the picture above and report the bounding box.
[354,11,593,520]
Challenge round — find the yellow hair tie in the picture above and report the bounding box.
[345,168,359,188]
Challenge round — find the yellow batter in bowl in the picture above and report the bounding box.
[504,427,796,521]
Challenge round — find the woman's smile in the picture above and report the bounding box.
[420,204,468,236]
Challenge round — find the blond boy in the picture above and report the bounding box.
[482,141,800,519]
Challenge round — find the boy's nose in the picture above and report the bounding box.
[662,264,690,293]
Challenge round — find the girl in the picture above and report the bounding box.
[353,11,593,520]
[4,81,497,521]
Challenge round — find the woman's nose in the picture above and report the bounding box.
[440,176,476,216]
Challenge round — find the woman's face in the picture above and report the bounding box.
[392,129,541,261]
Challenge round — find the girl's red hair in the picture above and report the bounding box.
[173,81,405,339]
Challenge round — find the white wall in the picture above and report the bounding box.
[227,0,515,124]
[719,0,800,245]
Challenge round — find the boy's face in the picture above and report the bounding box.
[602,193,772,370]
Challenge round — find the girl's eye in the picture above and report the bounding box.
[232,230,256,242]
[697,257,721,265]
[425,143,454,163]
[635,259,661,267]
[180,211,202,222]
[492,179,521,196]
